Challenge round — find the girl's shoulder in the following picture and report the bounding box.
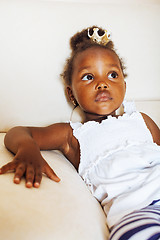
[140,112,160,146]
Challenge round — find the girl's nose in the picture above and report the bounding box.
[96,81,108,90]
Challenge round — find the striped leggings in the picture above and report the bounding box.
[109,201,160,240]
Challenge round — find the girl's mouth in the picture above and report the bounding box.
[95,91,112,102]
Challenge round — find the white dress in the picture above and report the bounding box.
[70,101,160,228]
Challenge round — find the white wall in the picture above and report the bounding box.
[0,0,159,131]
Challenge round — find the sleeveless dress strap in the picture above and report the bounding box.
[122,100,137,115]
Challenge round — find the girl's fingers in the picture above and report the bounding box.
[43,163,60,182]
[25,164,35,188]
[0,159,60,187]
[14,163,26,184]
[34,169,42,188]
[0,161,16,174]
[14,162,42,188]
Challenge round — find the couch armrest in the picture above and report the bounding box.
[0,133,109,240]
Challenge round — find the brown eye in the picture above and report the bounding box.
[108,71,118,80]
[82,74,94,81]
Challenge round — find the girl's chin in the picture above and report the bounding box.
[94,108,116,116]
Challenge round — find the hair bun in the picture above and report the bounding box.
[70,28,89,51]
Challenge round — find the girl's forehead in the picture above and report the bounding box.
[73,47,121,67]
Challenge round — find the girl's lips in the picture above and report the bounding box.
[95,91,112,102]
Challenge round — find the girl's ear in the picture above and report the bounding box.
[66,87,78,107]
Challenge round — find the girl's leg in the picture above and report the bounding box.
[109,204,160,240]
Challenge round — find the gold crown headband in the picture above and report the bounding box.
[88,27,111,45]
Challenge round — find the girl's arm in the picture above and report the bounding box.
[141,112,160,146]
[0,123,79,188]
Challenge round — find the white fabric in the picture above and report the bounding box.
[70,101,160,228]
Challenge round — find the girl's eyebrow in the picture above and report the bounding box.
[107,63,120,69]
[78,66,91,73]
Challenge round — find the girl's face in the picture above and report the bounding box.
[68,47,126,122]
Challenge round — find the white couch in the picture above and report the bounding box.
[0,1,160,239]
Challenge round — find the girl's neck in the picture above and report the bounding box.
[83,111,117,123]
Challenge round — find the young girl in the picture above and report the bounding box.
[1,26,160,239]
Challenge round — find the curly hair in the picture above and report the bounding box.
[61,26,127,86]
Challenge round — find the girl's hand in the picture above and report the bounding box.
[0,145,60,188]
